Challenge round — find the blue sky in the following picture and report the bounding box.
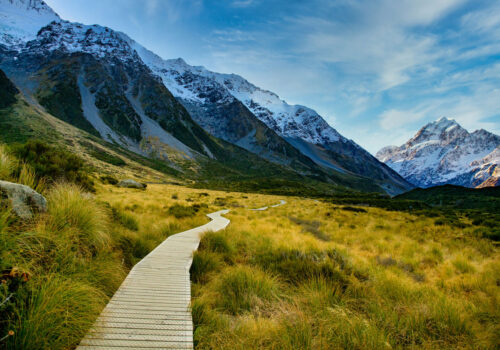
[44,0,500,153]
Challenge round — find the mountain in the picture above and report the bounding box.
[126,39,411,194]
[376,117,500,188]
[0,0,412,194]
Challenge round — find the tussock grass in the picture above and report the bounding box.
[111,206,139,231]
[2,141,497,349]
[9,275,105,350]
[43,183,110,257]
[212,265,280,315]
[192,198,499,349]
[0,144,15,180]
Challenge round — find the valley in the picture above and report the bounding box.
[0,1,498,349]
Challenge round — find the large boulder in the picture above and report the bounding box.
[117,179,147,189]
[0,180,47,220]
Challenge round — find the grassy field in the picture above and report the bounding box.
[191,199,499,349]
[1,140,498,349]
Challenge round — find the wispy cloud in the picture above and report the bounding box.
[230,0,256,8]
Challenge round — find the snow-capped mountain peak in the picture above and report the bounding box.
[26,20,141,62]
[0,0,59,47]
[376,118,500,188]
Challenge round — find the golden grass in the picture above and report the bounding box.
[191,198,499,349]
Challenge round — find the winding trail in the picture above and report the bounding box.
[77,200,285,350]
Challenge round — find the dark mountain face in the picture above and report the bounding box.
[130,46,413,195]
[0,68,19,108]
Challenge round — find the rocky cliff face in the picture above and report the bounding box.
[376,117,500,188]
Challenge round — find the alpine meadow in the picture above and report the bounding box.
[0,1,498,350]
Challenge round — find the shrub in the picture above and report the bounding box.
[100,175,118,185]
[13,140,95,192]
[341,206,367,213]
[90,150,126,167]
[167,203,206,218]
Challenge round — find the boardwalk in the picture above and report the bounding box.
[250,200,286,211]
[77,210,230,350]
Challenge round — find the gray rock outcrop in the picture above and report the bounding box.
[0,180,48,219]
[118,179,147,189]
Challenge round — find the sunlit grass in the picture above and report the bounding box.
[191,198,499,349]
[1,144,497,350]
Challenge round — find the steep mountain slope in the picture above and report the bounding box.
[127,40,411,194]
[1,68,390,195]
[376,117,500,188]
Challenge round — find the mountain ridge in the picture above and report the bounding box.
[123,34,411,194]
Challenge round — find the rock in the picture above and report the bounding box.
[117,179,147,189]
[0,180,48,219]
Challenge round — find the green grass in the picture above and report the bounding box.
[0,144,16,180]
[111,206,139,231]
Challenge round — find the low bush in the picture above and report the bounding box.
[90,150,126,167]
[167,203,208,219]
[100,175,118,185]
[341,206,367,213]
[168,204,196,218]
[13,140,95,192]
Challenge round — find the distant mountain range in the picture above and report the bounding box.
[0,0,412,195]
[376,117,500,188]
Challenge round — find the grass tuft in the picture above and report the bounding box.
[213,265,280,315]
[43,183,110,257]
[0,144,15,180]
